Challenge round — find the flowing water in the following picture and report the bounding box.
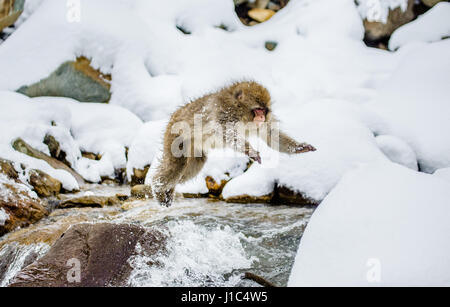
[0,185,314,287]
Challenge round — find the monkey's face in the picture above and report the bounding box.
[233,82,272,125]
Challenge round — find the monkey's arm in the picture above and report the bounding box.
[265,124,316,154]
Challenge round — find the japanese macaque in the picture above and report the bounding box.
[152,81,316,207]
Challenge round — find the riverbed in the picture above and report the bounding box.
[0,185,314,287]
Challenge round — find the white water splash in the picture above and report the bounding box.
[127,220,255,287]
[0,243,50,287]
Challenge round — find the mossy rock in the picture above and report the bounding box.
[17,57,111,103]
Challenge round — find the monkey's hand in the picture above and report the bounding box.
[245,147,262,164]
[293,143,317,154]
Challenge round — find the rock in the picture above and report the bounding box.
[265,41,278,51]
[43,134,70,167]
[29,169,62,197]
[0,0,23,32]
[12,138,85,187]
[248,8,276,23]
[253,0,270,9]
[81,152,100,160]
[205,176,228,196]
[224,193,273,204]
[131,166,150,186]
[422,0,445,7]
[274,185,318,206]
[57,195,120,209]
[0,158,18,180]
[17,56,111,103]
[363,0,415,40]
[267,1,281,11]
[130,184,153,199]
[0,174,48,237]
[9,223,166,287]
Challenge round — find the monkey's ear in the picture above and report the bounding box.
[235,90,244,101]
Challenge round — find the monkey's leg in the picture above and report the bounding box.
[179,155,207,183]
[152,156,187,207]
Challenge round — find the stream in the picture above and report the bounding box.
[0,185,314,287]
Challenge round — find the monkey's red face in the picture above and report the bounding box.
[252,107,268,126]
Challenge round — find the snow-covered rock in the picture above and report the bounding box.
[389,2,450,50]
[289,162,450,286]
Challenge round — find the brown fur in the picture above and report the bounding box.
[152,81,316,206]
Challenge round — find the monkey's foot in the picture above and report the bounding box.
[294,143,317,154]
[154,189,174,207]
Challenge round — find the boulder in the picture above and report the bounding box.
[363,0,415,40]
[12,138,85,187]
[57,195,120,209]
[29,169,62,197]
[130,184,153,199]
[9,223,166,287]
[0,174,48,237]
[17,56,111,103]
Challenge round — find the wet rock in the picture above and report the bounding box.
[0,0,23,32]
[363,0,415,41]
[224,193,273,204]
[57,195,120,209]
[12,138,85,187]
[130,184,153,199]
[9,223,166,287]
[0,158,18,180]
[205,176,228,196]
[0,175,48,237]
[131,166,150,186]
[29,169,62,197]
[248,8,275,23]
[17,56,111,103]
[274,185,318,206]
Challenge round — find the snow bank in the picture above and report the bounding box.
[289,162,450,286]
[368,40,450,173]
[389,2,450,50]
[0,92,142,186]
[375,135,417,170]
[433,167,450,183]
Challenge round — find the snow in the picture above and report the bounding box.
[126,120,167,181]
[0,208,9,226]
[433,167,450,183]
[389,2,450,50]
[375,135,418,170]
[289,162,450,286]
[356,0,408,23]
[0,92,142,187]
[368,40,450,173]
